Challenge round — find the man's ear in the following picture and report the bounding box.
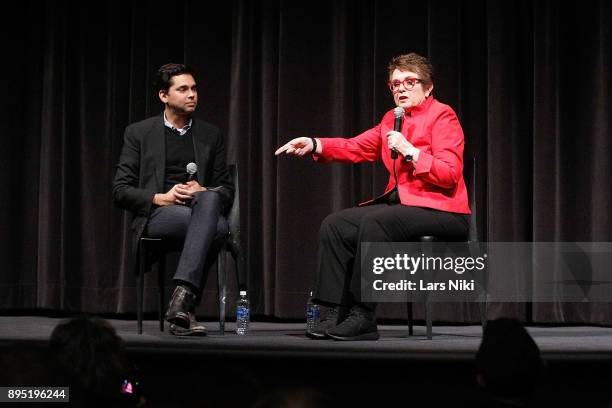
[158,89,168,103]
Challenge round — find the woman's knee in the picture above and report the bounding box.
[358,213,388,241]
[318,212,343,241]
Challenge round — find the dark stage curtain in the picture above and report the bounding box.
[1,0,610,323]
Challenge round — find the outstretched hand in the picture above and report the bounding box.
[275,137,315,157]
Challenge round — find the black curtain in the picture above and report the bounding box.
[1,0,610,322]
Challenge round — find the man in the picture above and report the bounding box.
[275,53,470,341]
[113,63,234,336]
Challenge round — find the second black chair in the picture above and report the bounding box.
[406,157,485,339]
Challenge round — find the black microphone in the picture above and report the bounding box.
[391,107,404,159]
[186,162,197,181]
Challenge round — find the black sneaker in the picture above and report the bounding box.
[306,307,341,340]
[326,305,379,341]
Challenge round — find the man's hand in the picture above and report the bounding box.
[275,137,317,157]
[184,180,206,194]
[153,182,206,206]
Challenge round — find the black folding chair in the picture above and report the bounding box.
[406,157,485,339]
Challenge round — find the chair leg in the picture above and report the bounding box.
[158,254,166,332]
[425,298,432,340]
[419,236,435,340]
[479,265,488,332]
[229,243,243,290]
[480,297,487,331]
[137,242,146,335]
[407,302,414,336]
[217,248,227,335]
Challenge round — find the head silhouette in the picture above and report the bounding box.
[49,315,129,400]
[476,318,544,399]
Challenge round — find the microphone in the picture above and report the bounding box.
[391,107,404,159]
[186,162,197,181]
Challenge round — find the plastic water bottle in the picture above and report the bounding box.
[236,290,250,335]
[305,291,320,332]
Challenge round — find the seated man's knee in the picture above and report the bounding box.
[146,205,191,240]
[193,190,222,208]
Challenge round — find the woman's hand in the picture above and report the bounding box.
[275,137,317,157]
[385,131,419,161]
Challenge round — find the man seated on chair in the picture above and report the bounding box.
[113,63,234,336]
[275,53,470,341]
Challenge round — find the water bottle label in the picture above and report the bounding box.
[307,307,320,320]
[237,306,250,320]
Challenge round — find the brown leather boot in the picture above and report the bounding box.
[169,312,207,336]
[165,285,196,329]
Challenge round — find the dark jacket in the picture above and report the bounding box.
[112,114,234,259]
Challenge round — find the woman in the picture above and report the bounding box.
[275,53,470,341]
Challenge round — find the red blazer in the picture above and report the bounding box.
[314,97,470,214]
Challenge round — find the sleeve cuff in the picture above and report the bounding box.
[413,150,433,175]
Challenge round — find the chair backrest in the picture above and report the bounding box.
[464,157,479,243]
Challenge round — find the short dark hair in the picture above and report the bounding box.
[388,53,434,85]
[155,63,196,93]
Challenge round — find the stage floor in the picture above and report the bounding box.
[2,316,612,361]
[5,316,612,407]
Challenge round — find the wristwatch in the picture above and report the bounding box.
[404,148,418,163]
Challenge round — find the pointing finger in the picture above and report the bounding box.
[275,144,291,155]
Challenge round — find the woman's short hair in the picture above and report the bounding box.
[388,53,434,84]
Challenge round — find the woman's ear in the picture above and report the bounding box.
[425,84,434,97]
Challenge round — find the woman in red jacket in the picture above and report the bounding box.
[275,53,471,341]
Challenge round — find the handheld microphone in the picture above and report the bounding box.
[186,162,197,181]
[391,107,404,159]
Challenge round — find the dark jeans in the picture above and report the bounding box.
[146,190,228,292]
[313,203,469,308]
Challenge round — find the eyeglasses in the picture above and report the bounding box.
[388,77,422,92]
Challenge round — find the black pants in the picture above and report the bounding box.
[145,190,228,292]
[313,203,469,308]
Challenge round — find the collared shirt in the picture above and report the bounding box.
[164,113,193,135]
